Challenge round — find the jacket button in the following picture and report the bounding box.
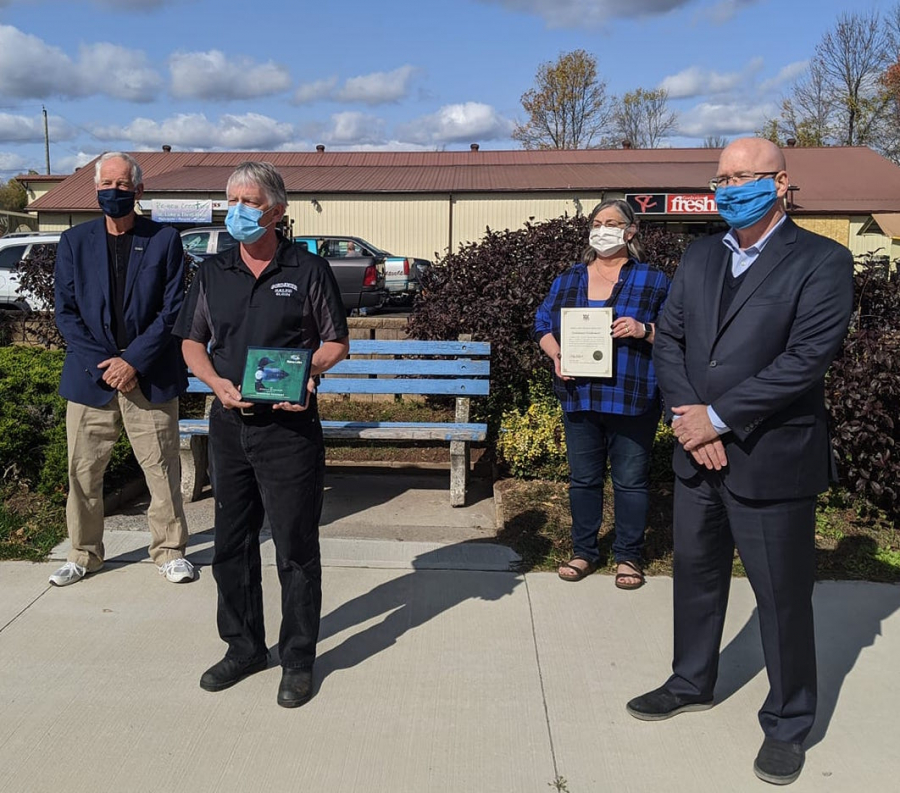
[709,360,718,367]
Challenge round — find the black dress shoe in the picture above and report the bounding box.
[277,668,313,708]
[199,656,268,692]
[754,738,805,785]
[626,685,714,721]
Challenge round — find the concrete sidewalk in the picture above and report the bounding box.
[1,471,899,792]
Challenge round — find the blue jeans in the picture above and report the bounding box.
[562,408,660,565]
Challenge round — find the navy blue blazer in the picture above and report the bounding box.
[54,215,187,407]
[653,217,854,500]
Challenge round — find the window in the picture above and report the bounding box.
[0,245,27,270]
[182,232,210,253]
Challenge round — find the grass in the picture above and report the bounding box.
[0,487,66,561]
[495,477,900,582]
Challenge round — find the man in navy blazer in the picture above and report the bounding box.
[626,138,853,786]
[50,152,193,587]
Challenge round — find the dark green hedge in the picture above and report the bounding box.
[0,346,134,501]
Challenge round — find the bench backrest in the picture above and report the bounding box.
[186,339,491,397]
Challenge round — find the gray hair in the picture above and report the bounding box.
[583,198,647,264]
[226,161,287,207]
[94,152,143,187]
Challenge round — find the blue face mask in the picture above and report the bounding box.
[97,188,136,219]
[715,178,779,229]
[225,202,273,243]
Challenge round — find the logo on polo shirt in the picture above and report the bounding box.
[271,282,299,298]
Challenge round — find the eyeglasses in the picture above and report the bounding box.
[591,220,629,229]
[708,171,781,191]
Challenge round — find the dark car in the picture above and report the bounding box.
[180,226,386,315]
[294,236,387,315]
[297,235,430,306]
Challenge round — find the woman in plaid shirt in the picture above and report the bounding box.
[535,199,670,588]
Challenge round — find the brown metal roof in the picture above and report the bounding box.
[28,147,900,214]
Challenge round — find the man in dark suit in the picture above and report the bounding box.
[626,138,853,786]
[50,151,193,587]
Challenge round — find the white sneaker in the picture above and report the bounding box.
[159,557,195,583]
[49,561,87,587]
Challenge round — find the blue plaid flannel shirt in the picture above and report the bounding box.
[534,261,670,415]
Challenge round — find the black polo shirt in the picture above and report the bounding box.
[173,235,348,385]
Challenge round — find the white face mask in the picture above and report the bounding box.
[589,226,627,257]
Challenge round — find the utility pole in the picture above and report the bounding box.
[43,106,50,175]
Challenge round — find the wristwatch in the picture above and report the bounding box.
[641,323,652,339]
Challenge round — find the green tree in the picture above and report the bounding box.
[512,50,614,150]
[0,178,27,212]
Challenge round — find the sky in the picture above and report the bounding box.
[0,0,895,180]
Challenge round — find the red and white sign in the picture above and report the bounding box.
[666,194,718,214]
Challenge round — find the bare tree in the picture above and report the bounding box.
[777,10,892,151]
[512,50,614,150]
[816,10,890,145]
[778,59,835,146]
[701,135,729,148]
[612,88,677,149]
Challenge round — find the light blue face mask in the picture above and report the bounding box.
[224,202,273,243]
[715,178,779,229]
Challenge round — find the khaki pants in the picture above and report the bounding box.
[66,390,188,570]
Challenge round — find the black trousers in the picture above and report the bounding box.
[667,473,818,744]
[208,400,325,670]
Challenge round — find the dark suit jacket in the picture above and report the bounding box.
[653,217,854,500]
[54,215,187,408]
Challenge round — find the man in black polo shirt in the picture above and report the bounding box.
[174,161,349,708]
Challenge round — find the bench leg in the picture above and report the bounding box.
[179,435,210,503]
[449,440,470,507]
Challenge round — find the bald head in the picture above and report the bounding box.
[718,137,786,176]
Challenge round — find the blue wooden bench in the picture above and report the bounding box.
[179,339,491,507]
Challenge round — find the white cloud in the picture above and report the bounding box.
[759,60,809,94]
[396,102,514,145]
[293,65,419,105]
[476,0,689,28]
[51,151,98,175]
[293,77,339,104]
[169,50,291,100]
[0,113,76,143]
[322,112,387,145]
[660,59,763,99]
[708,0,760,25]
[0,152,28,171]
[0,25,162,101]
[676,100,775,137]
[77,43,162,102]
[92,113,296,150]
[335,65,419,105]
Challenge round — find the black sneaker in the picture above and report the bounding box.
[626,685,714,721]
[753,738,805,785]
[200,656,268,692]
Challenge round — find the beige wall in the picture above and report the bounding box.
[285,192,612,261]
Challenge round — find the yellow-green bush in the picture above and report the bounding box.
[497,387,568,480]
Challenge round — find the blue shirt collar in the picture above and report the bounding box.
[723,213,787,255]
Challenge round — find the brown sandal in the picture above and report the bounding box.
[558,557,598,582]
[615,560,645,590]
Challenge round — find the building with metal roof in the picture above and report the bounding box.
[23,145,900,263]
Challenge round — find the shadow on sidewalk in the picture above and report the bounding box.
[714,536,900,748]
[314,544,521,687]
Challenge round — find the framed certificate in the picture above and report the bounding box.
[560,307,614,378]
[241,346,313,404]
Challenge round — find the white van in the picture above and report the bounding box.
[0,231,61,311]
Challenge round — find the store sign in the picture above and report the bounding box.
[627,193,718,215]
[626,194,666,214]
[150,199,213,224]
